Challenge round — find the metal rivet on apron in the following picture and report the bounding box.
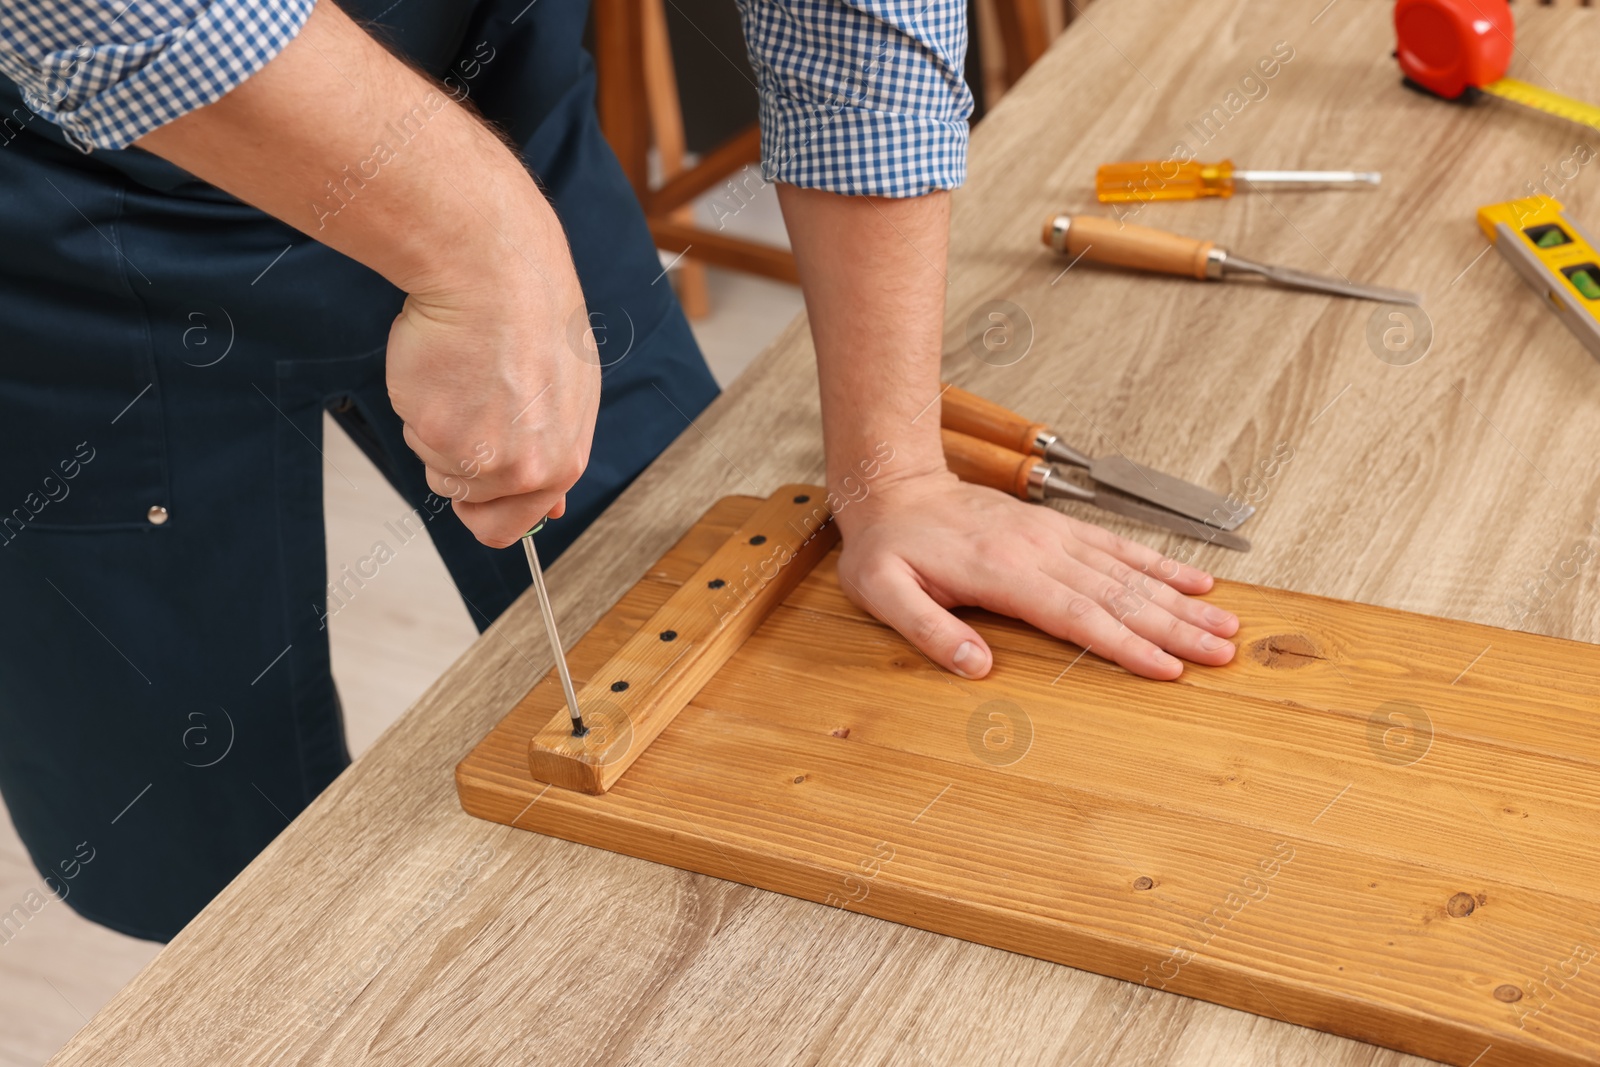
[147,505,169,525]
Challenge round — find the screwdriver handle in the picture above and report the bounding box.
[940,383,1050,456]
[1042,214,1216,280]
[1096,160,1235,203]
[941,428,1042,501]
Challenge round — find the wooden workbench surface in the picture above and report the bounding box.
[51,0,1600,1063]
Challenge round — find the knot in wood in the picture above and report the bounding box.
[1447,892,1476,918]
[1132,876,1155,891]
[1493,984,1523,1003]
[1248,633,1320,669]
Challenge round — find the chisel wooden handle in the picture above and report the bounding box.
[1041,214,1216,280]
[940,383,1049,455]
[941,428,1040,500]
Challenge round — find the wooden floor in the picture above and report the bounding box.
[0,258,796,1067]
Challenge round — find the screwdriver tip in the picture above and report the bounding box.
[570,715,589,739]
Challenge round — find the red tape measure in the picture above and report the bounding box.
[1394,0,1513,100]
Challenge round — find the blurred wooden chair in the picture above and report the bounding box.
[592,0,796,320]
[591,0,1083,318]
[981,0,1081,101]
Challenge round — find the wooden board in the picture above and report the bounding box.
[459,492,1600,1067]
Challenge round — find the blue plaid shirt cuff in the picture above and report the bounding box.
[0,0,315,152]
[739,0,973,198]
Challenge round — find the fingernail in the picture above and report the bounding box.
[1155,650,1181,670]
[1204,606,1231,626]
[952,641,980,678]
[1200,633,1228,652]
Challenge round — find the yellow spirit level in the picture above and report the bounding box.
[1478,196,1600,362]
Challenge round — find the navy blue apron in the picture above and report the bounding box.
[0,0,718,940]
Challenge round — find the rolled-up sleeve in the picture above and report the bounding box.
[0,0,314,152]
[736,0,973,198]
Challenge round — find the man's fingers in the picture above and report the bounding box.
[1035,548,1236,669]
[1060,542,1239,640]
[842,559,993,679]
[453,489,568,549]
[998,572,1184,680]
[401,422,460,480]
[402,421,585,507]
[1046,507,1215,595]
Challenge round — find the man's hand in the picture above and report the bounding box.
[137,1,596,546]
[387,235,599,548]
[834,471,1238,680]
[778,184,1239,680]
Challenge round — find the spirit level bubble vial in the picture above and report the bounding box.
[1478,196,1600,362]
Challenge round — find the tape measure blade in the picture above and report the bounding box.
[1482,78,1600,130]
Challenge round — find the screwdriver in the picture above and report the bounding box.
[1096,160,1380,203]
[942,428,1250,552]
[1042,213,1421,305]
[522,521,586,738]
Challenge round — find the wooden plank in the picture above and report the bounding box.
[522,486,837,793]
[459,495,1600,1067]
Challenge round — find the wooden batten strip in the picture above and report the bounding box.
[525,485,837,793]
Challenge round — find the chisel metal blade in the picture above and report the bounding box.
[1221,254,1422,306]
[1060,450,1254,531]
[1044,472,1251,551]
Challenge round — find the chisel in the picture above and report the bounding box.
[942,428,1250,552]
[522,521,586,737]
[1042,214,1422,305]
[940,383,1253,531]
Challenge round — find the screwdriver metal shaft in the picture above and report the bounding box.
[1232,169,1380,184]
[522,530,586,738]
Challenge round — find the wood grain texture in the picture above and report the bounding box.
[522,486,837,793]
[49,2,1600,1064]
[462,494,1600,1067]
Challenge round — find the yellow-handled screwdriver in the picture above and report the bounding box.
[1096,160,1380,203]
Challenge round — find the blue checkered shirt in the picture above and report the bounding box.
[0,0,314,153]
[0,0,971,197]
[736,0,972,197]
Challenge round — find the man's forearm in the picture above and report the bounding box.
[136,0,556,300]
[136,0,598,546]
[776,185,950,501]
